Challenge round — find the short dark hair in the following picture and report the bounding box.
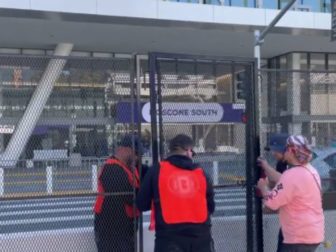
[169,134,194,152]
[118,134,143,155]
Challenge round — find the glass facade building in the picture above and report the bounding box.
[165,0,333,13]
[267,52,336,147]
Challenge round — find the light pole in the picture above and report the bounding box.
[254,0,297,153]
[253,1,297,252]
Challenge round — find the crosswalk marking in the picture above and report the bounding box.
[215,198,245,203]
[3,215,93,225]
[3,196,95,204]
[2,200,94,209]
[215,205,246,211]
[2,227,94,239]
[1,207,92,216]
[215,192,245,197]
[2,188,247,234]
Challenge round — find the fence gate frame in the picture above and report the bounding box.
[148,52,263,252]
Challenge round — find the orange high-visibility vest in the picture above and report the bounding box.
[93,158,140,218]
[157,161,207,224]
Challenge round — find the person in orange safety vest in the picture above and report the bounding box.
[94,134,144,252]
[136,134,215,252]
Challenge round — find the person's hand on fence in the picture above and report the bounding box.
[256,178,269,198]
[257,156,269,171]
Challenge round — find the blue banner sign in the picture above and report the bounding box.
[116,102,245,123]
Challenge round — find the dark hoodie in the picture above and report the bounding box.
[136,155,215,238]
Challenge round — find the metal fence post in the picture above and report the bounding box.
[0,168,4,196]
[92,164,98,192]
[149,52,260,252]
[213,161,219,185]
[46,166,53,194]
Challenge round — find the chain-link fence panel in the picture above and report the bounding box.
[260,69,336,252]
[149,53,259,252]
[1,54,143,251]
[155,57,247,185]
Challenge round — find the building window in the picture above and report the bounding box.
[310,53,326,70]
[204,0,255,7]
[279,55,287,69]
[312,123,336,147]
[328,54,336,70]
[288,53,308,70]
[276,72,288,114]
[269,58,277,69]
[263,1,277,9]
[322,0,332,13]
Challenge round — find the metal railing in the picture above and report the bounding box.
[0,157,106,198]
[0,156,249,198]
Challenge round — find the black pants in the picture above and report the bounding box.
[280,243,320,252]
[94,214,135,252]
[276,229,284,252]
[95,231,134,252]
[154,235,215,252]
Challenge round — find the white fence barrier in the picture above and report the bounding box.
[46,166,53,194]
[92,164,98,192]
[0,167,4,196]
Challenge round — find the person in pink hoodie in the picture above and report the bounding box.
[257,135,324,252]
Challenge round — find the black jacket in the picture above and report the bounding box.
[136,155,215,238]
[94,157,135,237]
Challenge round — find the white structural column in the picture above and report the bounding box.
[0,43,73,167]
[288,53,302,134]
[46,166,53,194]
[0,168,3,196]
[212,161,219,186]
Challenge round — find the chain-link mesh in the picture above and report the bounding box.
[1,54,143,251]
[153,56,253,252]
[260,69,336,251]
[9,53,334,252]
